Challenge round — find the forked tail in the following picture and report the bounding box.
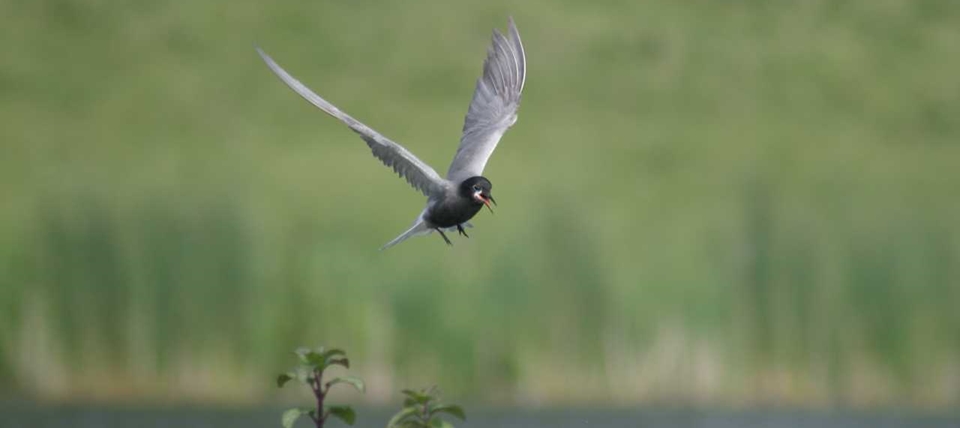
[380,218,433,250]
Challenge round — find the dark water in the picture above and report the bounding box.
[1,404,957,428]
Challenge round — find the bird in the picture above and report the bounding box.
[257,17,526,249]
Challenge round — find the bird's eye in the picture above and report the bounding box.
[472,185,481,192]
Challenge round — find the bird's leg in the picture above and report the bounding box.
[457,224,469,238]
[436,228,453,246]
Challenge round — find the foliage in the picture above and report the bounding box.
[387,387,466,428]
[277,346,365,428]
[276,346,466,428]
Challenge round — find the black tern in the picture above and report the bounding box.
[257,18,526,249]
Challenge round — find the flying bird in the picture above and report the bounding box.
[257,18,526,249]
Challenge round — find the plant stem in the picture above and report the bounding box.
[312,369,325,428]
[420,399,431,427]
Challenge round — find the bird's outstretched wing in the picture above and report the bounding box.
[257,48,447,197]
[446,17,526,183]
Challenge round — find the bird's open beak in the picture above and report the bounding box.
[481,195,495,213]
[476,193,495,213]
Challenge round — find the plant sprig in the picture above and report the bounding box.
[386,386,466,428]
[277,346,365,428]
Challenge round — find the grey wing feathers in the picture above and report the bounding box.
[446,17,526,182]
[256,48,447,197]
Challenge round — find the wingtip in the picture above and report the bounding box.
[506,16,526,93]
[495,16,520,40]
[255,45,270,61]
[507,16,522,41]
[509,16,522,37]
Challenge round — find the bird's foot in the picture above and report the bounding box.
[457,224,469,238]
[437,229,453,246]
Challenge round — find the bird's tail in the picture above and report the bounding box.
[380,218,433,250]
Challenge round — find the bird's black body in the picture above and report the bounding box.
[426,176,493,228]
[425,176,495,245]
[425,197,484,229]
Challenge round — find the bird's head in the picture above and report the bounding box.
[460,176,496,213]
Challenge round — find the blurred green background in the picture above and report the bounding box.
[2,0,959,413]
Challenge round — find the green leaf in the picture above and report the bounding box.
[321,348,347,362]
[387,406,419,428]
[325,405,356,426]
[281,408,303,428]
[429,404,465,421]
[401,389,431,405]
[306,353,326,368]
[326,358,350,369]
[277,372,295,388]
[327,376,365,393]
[295,348,326,369]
